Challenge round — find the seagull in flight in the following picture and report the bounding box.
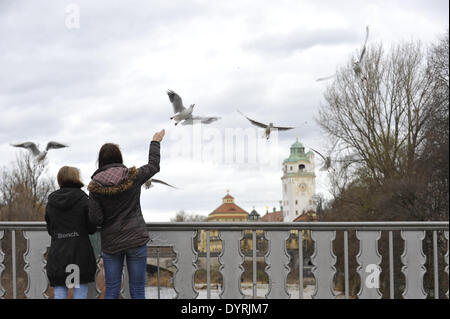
[237,110,294,140]
[316,25,370,82]
[310,148,333,171]
[143,178,177,189]
[10,141,68,162]
[353,25,370,80]
[167,90,220,126]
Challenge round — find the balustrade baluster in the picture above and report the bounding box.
[356,230,382,299]
[219,230,245,299]
[311,230,336,299]
[22,230,51,299]
[401,230,427,299]
[264,230,291,299]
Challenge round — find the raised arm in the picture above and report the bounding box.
[136,129,165,185]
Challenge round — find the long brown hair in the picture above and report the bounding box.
[57,166,84,188]
[98,143,123,168]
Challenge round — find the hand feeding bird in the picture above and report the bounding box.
[237,110,295,140]
[316,25,370,82]
[10,141,68,162]
[143,178,178,189]
[167,90,221,126]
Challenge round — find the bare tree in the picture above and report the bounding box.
[170,210,207,222]
[0,152,56,221]
[318,41,436,185]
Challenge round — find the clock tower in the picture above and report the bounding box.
[281,138,316,222]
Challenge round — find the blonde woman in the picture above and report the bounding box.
[45,166,97,299]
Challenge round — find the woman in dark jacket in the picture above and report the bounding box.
[88,129,164,299]
[45,166,97,299]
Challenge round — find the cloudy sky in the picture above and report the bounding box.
[0,0,448,221]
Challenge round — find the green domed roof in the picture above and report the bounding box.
[291,140,304,148]
[284,138,310,163]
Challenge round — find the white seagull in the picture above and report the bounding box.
[11,141,68,162]
[167,90,220,126]
[316,25,370,82]
[237,110,295,140]
[310,148,333,171]
[353,25,370,80]
[143,178,177,189]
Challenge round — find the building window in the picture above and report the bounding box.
[284,184,287,193]
[295,200,298,205]
[299,164,305,171]
[290,166,293,171]
[296,210,298,215]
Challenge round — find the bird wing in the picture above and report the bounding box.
[151,179,177,188]
[359,25,369,62]
[310,148,327,161]
[237,110,267,128]
[11,142,41,156]
[273,125,295,131]
[191,116,221,124]
[316,74,335,82]
[167,90,186,114]
[180,118,194,125]
[46,141,68,151]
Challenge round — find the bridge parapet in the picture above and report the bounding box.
[0,221,448,299]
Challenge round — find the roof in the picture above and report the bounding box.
[284,138,311,163]
[249,209,260,217]
[209,192,248,220]
[210,203,248,215]
[293,211,319,222]
[261,211,283,222]
[223,194,234,200]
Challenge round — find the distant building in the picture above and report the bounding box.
[281,138,316,222]
[248,208,261,221]
[207,192,248,222]
[261,208,283,222]
[198,191,250,253]
[293,210,318,222]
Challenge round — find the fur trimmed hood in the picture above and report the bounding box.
[88,166,138,195]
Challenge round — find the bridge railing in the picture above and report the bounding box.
[0,221,448,299]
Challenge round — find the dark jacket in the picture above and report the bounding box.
[45,187,97,287]
[87,141,160,255]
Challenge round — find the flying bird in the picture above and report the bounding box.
[167,90,220,126]
[353,25,370,80]
[237,110,294,140]
[316,25,370,82]
[310,148,333,171]
[10,141,68,162]
[143,178,177,189]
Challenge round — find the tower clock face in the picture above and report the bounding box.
[298,183,307,192]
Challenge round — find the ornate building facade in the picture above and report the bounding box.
[281,138,316,222]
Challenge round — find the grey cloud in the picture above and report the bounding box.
[244,28,362,56]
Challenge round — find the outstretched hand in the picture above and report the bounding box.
[152,129,165,142]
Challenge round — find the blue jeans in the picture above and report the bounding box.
[102,245,148,299]
[54,284,88,299]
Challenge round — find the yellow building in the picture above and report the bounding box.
[198,192,251,253]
